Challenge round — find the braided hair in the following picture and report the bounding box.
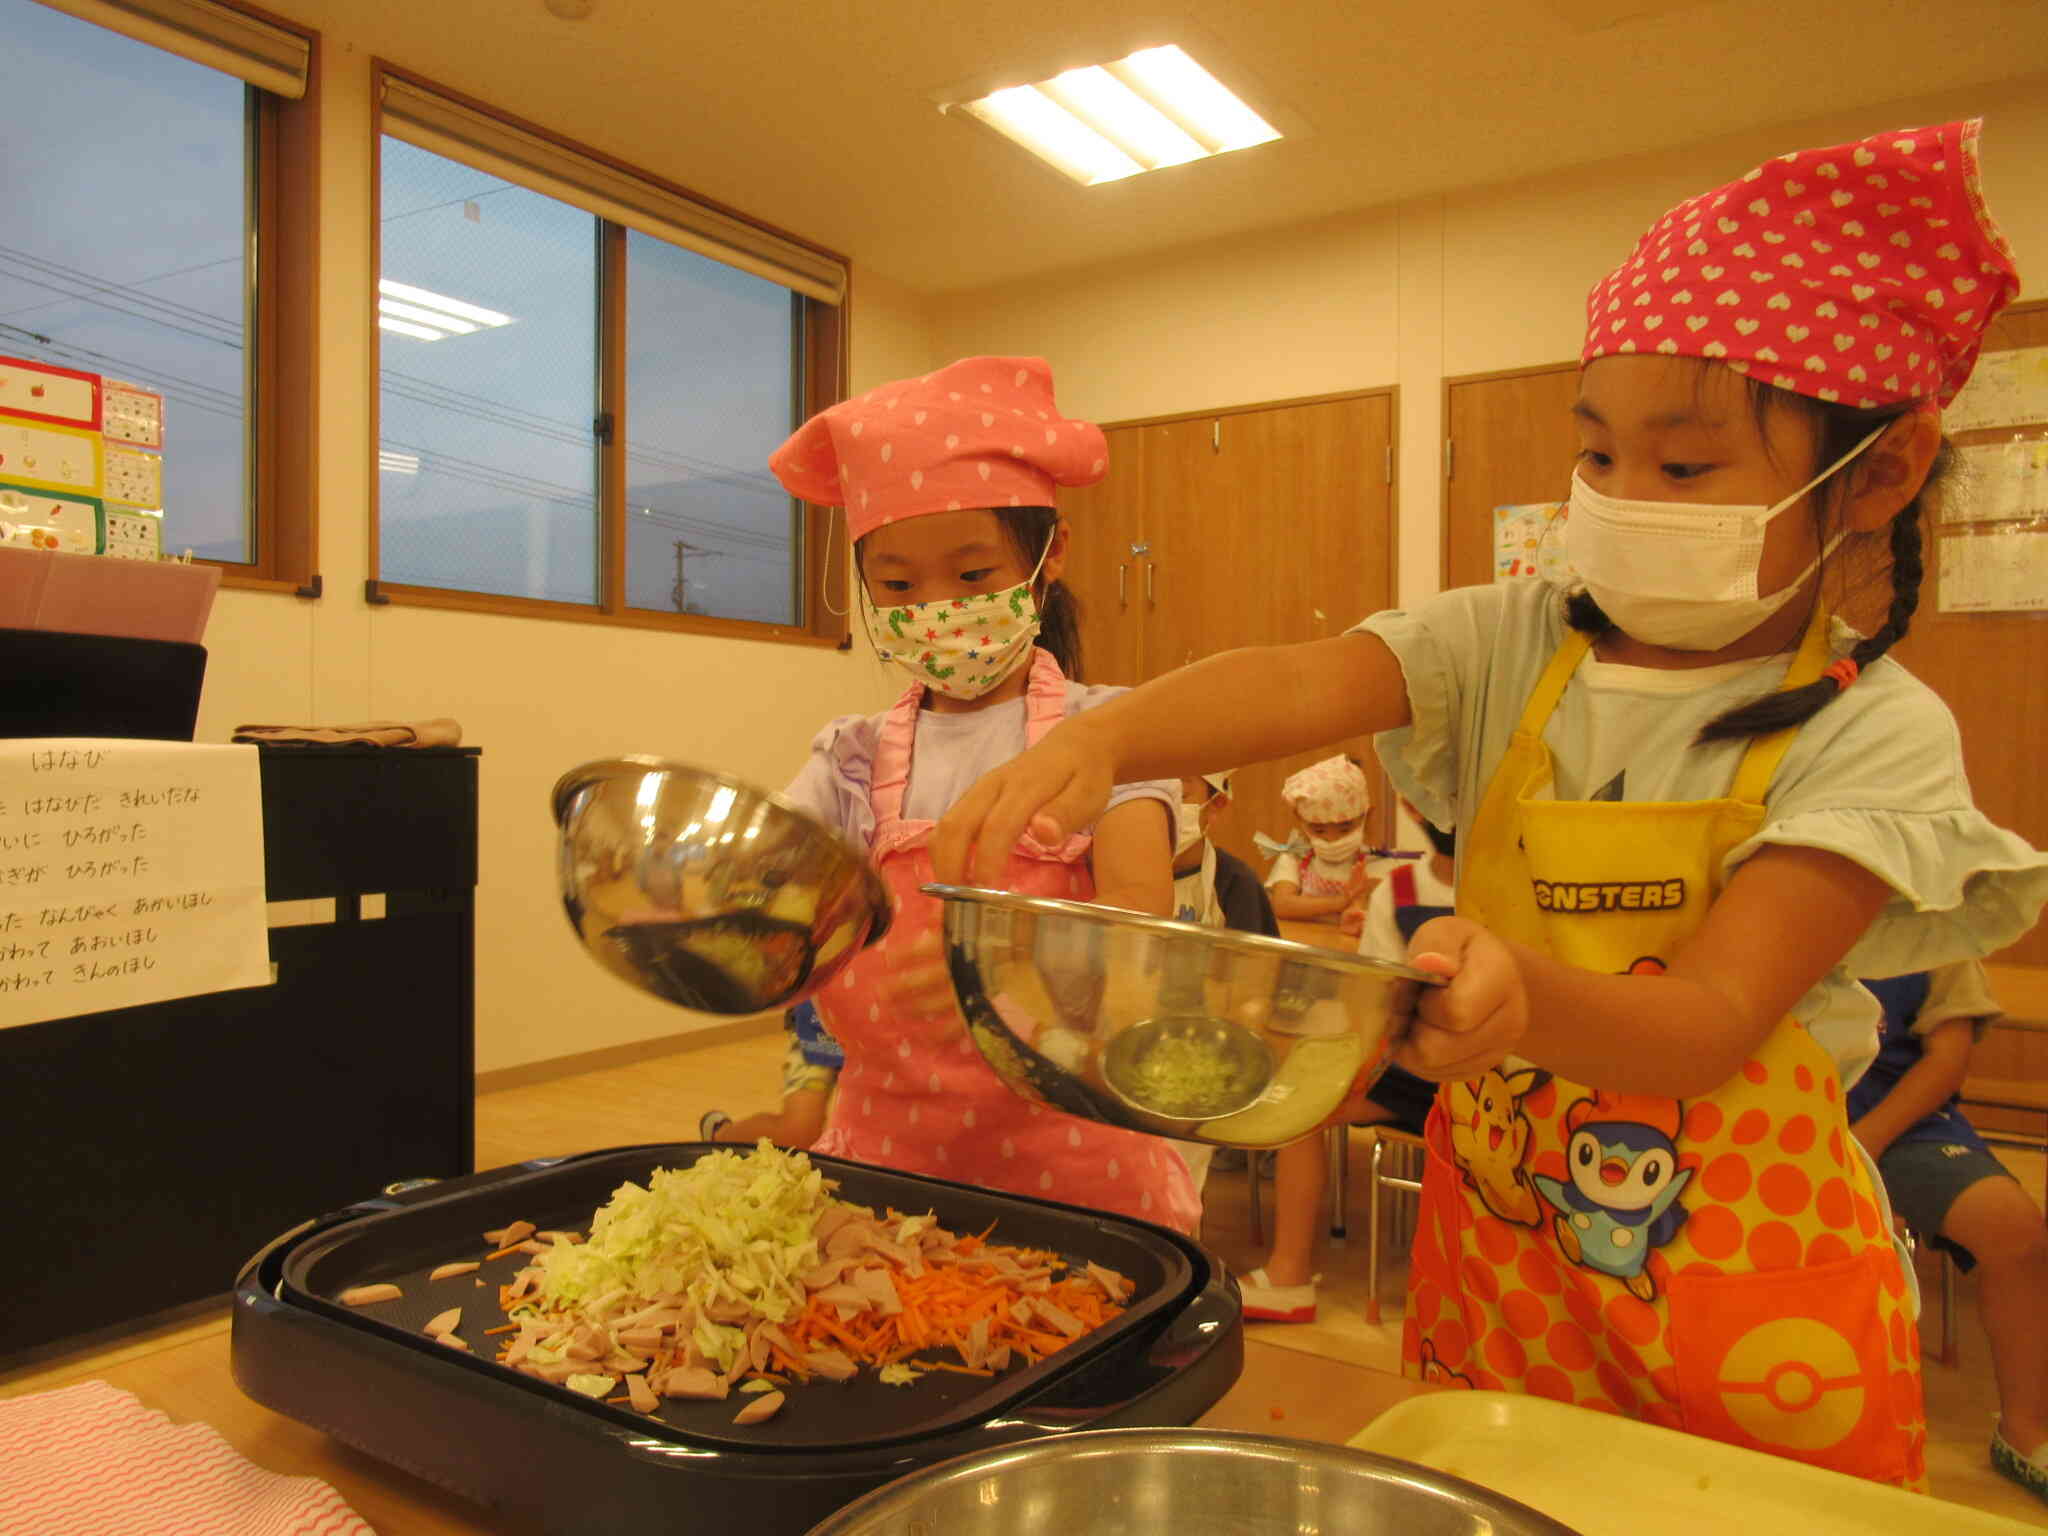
[1564,375,1949,744]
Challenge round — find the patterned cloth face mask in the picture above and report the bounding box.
[861,543,1049,701]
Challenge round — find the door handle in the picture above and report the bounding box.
[1118,562,1128,607]
[1146,560,1156,604]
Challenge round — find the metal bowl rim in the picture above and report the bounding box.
[922,883,1443,985]
[805,1424,1581,1534]
[553,755,893,944]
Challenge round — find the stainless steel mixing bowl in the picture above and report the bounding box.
[803,1428,1582,1536]
[926,884,1439,1150]
[553,757,892,1015]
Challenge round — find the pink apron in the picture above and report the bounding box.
[812,650,1202,1236]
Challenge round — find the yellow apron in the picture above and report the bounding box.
[1404,607,1926,1489]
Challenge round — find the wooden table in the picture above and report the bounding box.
[0,1311,1434,1535]
[1278,918,1359,951]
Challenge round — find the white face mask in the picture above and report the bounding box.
[1564,426,1884,652]
[860,540,1051,700]
[1308,829,1364,864]
[1175,801,1208,857]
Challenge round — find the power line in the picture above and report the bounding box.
[0,245,241,343]
[0,324,242,424]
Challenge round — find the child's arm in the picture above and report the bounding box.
[1089,798,1173,916]
[1851,1017,1979,1161]
[935,632,1411,887]
[1403,844,1892,1096]
[1268,883,1350,921]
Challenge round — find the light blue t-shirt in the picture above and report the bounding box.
[1356,579,2048,1085]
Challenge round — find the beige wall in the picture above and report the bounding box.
[932,75,2048,610]
[181,17,2048,1078]
[198,38,916,1074]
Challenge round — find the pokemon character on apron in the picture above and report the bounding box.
[812,649,1202,1236]
[1405,606,1926,1488]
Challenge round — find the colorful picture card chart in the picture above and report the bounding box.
[0,484,103,554]
[0,356,100,430]
[100,379,163,449]
[0,418,102,497]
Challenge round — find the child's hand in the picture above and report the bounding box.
[1396,915,1527,1082]
[1339,903,1366,937]
[932,726,1115,888]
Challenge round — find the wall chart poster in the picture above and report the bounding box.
[1494,502,1570,584]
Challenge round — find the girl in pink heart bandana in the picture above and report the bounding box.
[763,356,1202,1236]
[934,122,2048,1488]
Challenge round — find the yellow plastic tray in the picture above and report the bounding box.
[1348,1391,2036,1535]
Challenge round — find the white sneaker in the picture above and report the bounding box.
[1238,1267,1320,1323]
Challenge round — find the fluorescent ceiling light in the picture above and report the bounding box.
[379,279,513,328]
[966,86,1141,186]
[378,449,420,475]
[376,279,514,341]
[378,316,444,342]
[952,44,1280,185]
[1116,46,1280,152]
[1041,67,1206,170]
[379,297,478,335]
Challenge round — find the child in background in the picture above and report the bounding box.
[1240,803,1450,1322]
[1849,963,2048,1502]
[1265,755,1375,933]
[934,121,2048,1487]
[768,355,1200,1236]
[1172,770,1271,931]
[698,1001,840,1148]
[1169,768,1278,1197]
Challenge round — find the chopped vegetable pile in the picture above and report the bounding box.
[340,1141,1136,1427]
[1122,1032,1247,1116]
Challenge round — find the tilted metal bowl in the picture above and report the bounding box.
[803,1427,1582,1536]
[552,758,892,1015]
[925,884,1439,1150]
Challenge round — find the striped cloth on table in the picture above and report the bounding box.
[0,1379,373,1535]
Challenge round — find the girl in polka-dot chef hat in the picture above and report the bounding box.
[934,124,2048,1490]
[757,356,1203,1240]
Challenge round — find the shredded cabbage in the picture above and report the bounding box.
[533,1140,831,1369]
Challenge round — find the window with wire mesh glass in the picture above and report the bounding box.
[376,138,843,636]
[0,0,312,581]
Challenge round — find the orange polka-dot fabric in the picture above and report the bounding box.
[1408,618,1926,1489]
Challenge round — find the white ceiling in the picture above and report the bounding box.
[302,0,2048,293]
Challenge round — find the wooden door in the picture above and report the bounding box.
[1889,300,2048,966]
[1143,396,1399,870]
[1059,422,1150,687]
[1442,364,1582,591]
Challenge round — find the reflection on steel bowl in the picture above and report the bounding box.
[927,884,1440,1150]
[553,758,892,1015]
[803,1427,1584,1536]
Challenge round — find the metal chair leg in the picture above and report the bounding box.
[1939,1247,1959,1369]
[1366,1133,1386,1325]
[1329,1125,1349,1240]
[1247,1150,1264,1247]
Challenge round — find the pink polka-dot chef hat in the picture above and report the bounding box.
[1281,755,1370,823]
[769,356,1108,542]
[1584,119,2020,410]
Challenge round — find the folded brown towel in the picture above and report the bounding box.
[232,718,463,748]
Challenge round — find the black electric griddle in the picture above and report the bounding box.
[233,1144,1241,1535]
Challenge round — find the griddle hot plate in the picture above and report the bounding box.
[233,1143,1241,1536]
